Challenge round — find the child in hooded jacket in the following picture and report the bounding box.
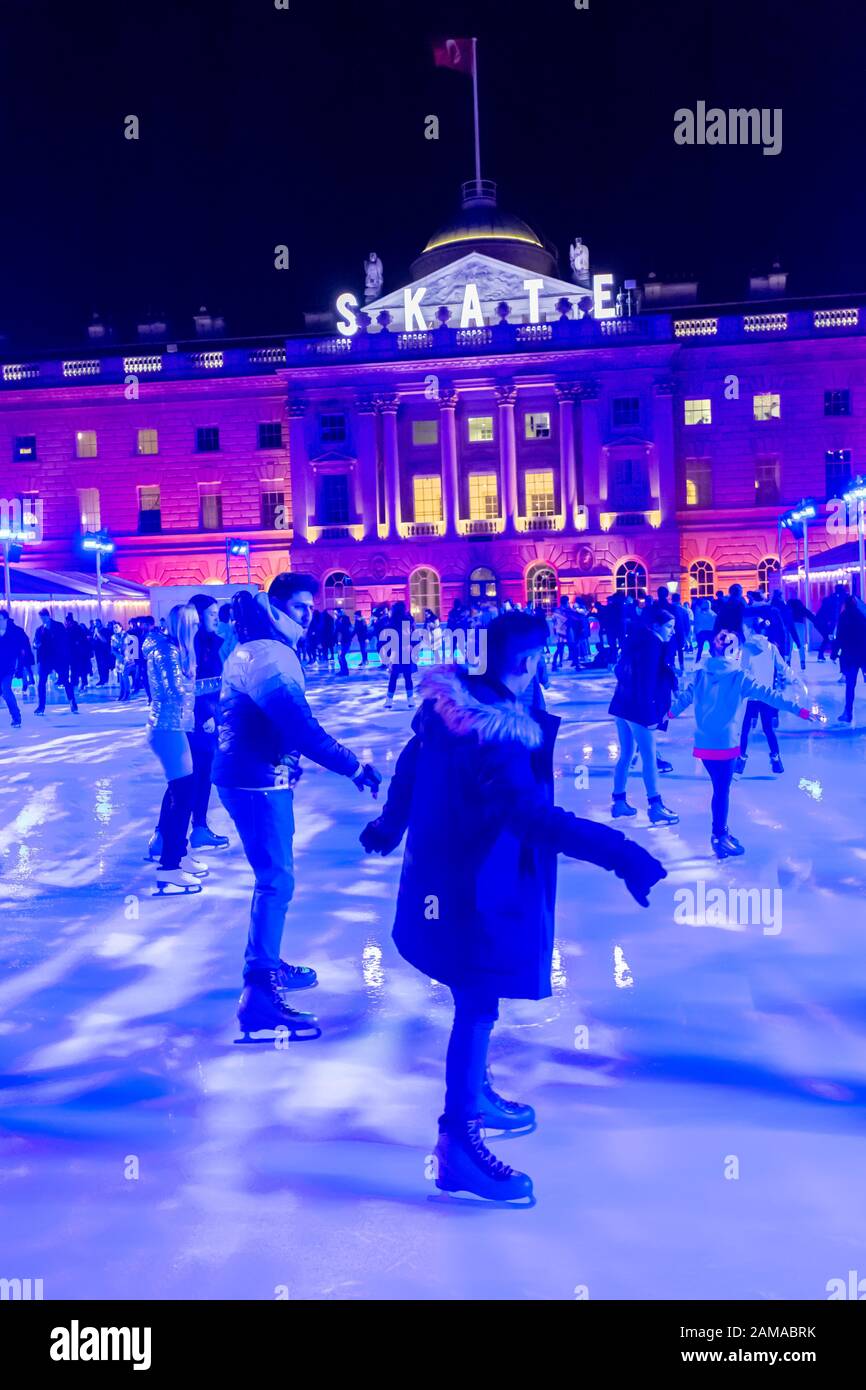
[737,608,804,775]
[671,627,817,858]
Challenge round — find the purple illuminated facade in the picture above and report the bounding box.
[2,191,865,611]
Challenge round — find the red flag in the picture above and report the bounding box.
[433,37,475,75]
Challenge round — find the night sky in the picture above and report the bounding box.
[2,0,865,350]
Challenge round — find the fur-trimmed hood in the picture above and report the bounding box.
[419,665,543,748]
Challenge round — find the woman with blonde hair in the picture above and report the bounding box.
[143,603,208,893]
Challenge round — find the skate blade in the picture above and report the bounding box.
[234,1022,322,1043]
[152,883,203,896]
[431,1180,536,1207]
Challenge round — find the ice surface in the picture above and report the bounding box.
[1,659,864,1300]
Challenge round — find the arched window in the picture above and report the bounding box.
[615,558,648,597]
[324,571,355,616]
[409,566,441,618]
[689,559,715,599]
[526,562,557,609]
[757,555,781,597]
[469,566,498,602]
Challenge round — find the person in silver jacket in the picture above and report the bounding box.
[143,604,206,893]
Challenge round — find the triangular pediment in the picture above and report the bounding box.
[309,448,356,465]
[362,252,593,329]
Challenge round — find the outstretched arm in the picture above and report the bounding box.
[360,733,421,854]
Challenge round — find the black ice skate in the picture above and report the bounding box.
[734,755,747,776]
[277,960,318,991]
[434,1117,534,1202]
[711,832,745,860]
[611,797,637,819]
[770,753,784,774]
[478,1078,536,1132]
[648,799,679,826]
[237,971,321,1040]
[190,825,230,850]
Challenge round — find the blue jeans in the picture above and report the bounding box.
[218,787,295,978]
[444,986,500,1122]
[613,718,660,800]
[1,676,20,724]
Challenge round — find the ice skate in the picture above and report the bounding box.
[648,799,679,826]
[277,960,318,991]
[711,832,745,860]
[734,755,747,776]
[656,757,673,774]
[839,711,853,724]
[237,971,320,1039]
[407,695,416,708]
[154,868,203,895]
[384,696,394,709]
[190,825,229,850]
[611,798,637,818]
[145,830,163,862]
[180,854,208,877]
[11,720,21,729]
[770,753,784,774]
[478,1078,535,1132]
[434,1118,534,1202]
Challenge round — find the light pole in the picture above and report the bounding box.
[225,537,251,587]
[82,531,115,620]
[780,499,817,610]
[842,477,866,600]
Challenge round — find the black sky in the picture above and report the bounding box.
[1,0,865,350]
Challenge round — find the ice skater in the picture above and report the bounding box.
[360,612,666,1203]
[0,609,28,728]
[609,602,679,824]
[671,628,819,859]
[837,593,866,724]
[33,608,78,716]
[143,604,209,893]
[213,575,381,1038]
[383,600,416,707]
[737,608,803,774]
[187,594,229,849]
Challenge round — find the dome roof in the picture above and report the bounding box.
[411,180,558,280]
[423,205,543,255]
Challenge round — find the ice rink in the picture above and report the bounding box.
[1,657,864,1301]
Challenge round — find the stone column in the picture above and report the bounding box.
[577,380,602,530]
[378,393,401,541]
[287,397,309,542]
[439,388,459,538]
[652,377,677,523]
[496,383,518,534]
[355,393,379,540]
[556,382,580,530]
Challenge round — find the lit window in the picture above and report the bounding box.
[261,489,287,529]
[196,427,220,452]
[613,397,640,427]
[199,486,223,531]
[757,556,781,596]
[412,419,439,446]
[137,428,159,455]
[525,469,556,518]
[321,475,350,524]
[258,421,283,449]
[755,457,780,504]
[615,559,648,597]
[684,399,711,425]
[468,473,499,520]
[689,559,715,598]
[825,449,851,498]
[525,411,551,440]
[824,389,850,417]
[78,488,101,532]
[138,485,161,533]
[13,435,36,461]
[753,392,781,421]
[468,416,494,443]
[320,413,347,444]
[76,429,98,458]
[412,475,442,523]
[685,459,712,507]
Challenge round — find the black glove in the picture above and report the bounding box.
[352,763,382,799]
[359,816,402,855]
[617,841,667,908]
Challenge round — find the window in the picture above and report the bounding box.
[525,411,551,440]
[755,457,780,504]
[324,571,355,616]
[469,566,498,601]
[78,488,101,533]
[412,419,439,446]
[76,429,98,458]
[137,428,159,455]
[689,559,715,599]
[685,459,712,507]
[610,457,650,510]
[525,468,556,518]
[13,435,36,462]
[753,392,781,421]
[468,472,499,520]
[615,558,648,597]
[321,474,350,525]
[684,399,711,426]
[468,416,494,443]
[261,488,286,529]
[199,486,223,531]
[409,566,441,617]
[825,389,850,417]
[412,475,442,524]
[825,448,852,498]
[526,562,557,609]
[258,421,283,449]
[138,484,161,534]
[320,413,347,444]
[613,397,640,427]
[196,427,220,452]
[757,556,781,597]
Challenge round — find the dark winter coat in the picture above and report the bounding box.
[365,666,652,1000]
[837,601,866,672]
[33,619,70,674]
[608,624,678,729]
[0,620,30,679]
[193,628,224,729]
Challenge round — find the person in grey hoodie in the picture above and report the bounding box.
[736,609,804,775]
[671,627,819,858]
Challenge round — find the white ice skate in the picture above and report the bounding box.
[180,854,209,877]
[154,869,203,895]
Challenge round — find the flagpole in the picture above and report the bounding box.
[471,37,481,187]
